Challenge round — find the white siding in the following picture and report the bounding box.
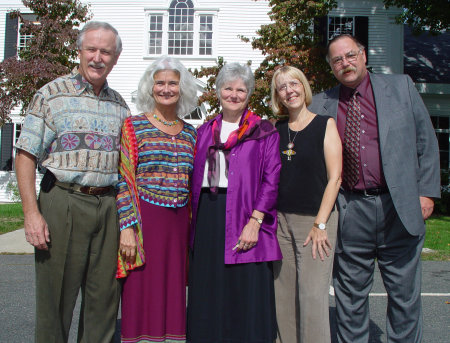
[0,0,271,114]
[1,0,408,111]
[85,0,271,114]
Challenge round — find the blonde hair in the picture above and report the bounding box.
[270,66,312,116]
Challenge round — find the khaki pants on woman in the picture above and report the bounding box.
[274,210,338,343]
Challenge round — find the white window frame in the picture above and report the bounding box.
[198,13,214,56]
[148,13,164,55]
[327,16,355,41]
[16,14,40,55]
[144,3,218,59]
[17,26,33,53]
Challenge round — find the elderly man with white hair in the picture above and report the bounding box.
[15,21,129,342]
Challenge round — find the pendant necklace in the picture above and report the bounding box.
[153,113,179,127]
[282,124,299,161]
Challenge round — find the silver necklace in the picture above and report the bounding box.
[283,124,299,161]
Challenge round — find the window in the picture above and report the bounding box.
[146,0,217,57]
[199,15,213,55]
[168,0,194,55]
[328,16,354,40]
[431,116,450,170]
[149,14,163,54]
[317,16,368,63]
[17,29,33,53]
[17,14,39,54]
[15,124,22,144]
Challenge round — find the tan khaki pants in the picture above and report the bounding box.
[274,210,338,343]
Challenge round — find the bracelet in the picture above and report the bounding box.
[250,215,263,225]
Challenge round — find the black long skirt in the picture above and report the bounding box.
[187,190,277,343]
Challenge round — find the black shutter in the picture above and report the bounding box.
[314,16,328,48]
[4,12,18,59]
[0,123,14,171]
[355,16,369,63]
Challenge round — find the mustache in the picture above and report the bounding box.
[339,66,357,75]
[88,62,106,68]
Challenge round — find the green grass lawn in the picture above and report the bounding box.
[0,203,24,235]
[0,204,448,260]
[423,215,450,261]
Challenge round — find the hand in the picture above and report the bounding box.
[420,196,434,220]
[303,227,332,261]
[120,227,137,264]
[233,220,260,252]
[24,211,50,250]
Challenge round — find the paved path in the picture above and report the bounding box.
[0,252,449,342]
[0,229,34,254]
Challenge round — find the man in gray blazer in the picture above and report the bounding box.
[309,34,440,343]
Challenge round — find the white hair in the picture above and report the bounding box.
[77,21,122,55]
[215,62,255,101]
[136,56,198,117]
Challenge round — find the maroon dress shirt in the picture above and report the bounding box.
[337,73,387,191]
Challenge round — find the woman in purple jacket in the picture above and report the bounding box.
[187,63,282,343]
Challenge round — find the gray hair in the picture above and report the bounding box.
[215,62,255,101]
[136,55,198,117]
[77,21,122,55]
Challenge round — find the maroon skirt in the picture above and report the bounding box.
[121,199,189,343]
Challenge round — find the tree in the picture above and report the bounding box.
[383,0,449,35]
[247,0,339,118]
[0,0,91,125]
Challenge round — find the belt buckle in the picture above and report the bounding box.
[79,186,94,195]
[87,187,96,195]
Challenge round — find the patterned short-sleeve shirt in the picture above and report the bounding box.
[16,68,130,187]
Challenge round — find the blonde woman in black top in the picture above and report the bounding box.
[272,66,342,343]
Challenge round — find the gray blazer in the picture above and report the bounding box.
[309,73,440,236]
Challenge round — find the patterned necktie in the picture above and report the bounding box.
[343,90,361,189]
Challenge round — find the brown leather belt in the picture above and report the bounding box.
[55,181,113,195]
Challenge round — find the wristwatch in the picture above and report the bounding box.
[314,222,326,230]
[251,216,263,225]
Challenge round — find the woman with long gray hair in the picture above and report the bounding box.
[116,55,197,342]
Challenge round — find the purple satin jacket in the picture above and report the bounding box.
[189,114,283,264]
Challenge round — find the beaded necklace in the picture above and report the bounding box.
[153,113,179,127]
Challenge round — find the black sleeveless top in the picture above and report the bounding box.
[276,115,331,215]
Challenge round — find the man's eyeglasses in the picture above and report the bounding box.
[330,49,363,67]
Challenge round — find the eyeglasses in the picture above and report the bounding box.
[330,49,363,67]
[277,80,302,93]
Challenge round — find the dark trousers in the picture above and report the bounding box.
[35,185,120,343]
[334,192,424,343]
